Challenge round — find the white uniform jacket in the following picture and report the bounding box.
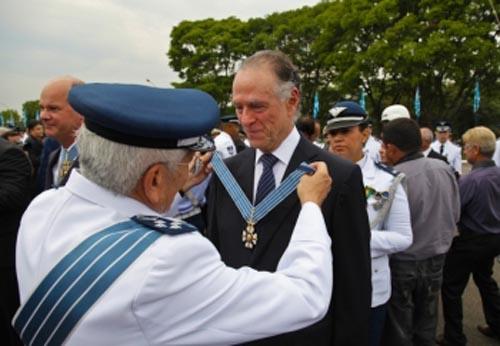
[364,135,382,163]
[358,155,412,307]
[431,140,462,174]
[16,171,332,346]
[214,131,237,159]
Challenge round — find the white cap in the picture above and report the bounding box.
[381,104,410,122]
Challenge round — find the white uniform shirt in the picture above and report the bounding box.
[214,131,237,159]
[364,135,382,163]
[357,155,412,307]
[431,140,462,174]
[493,139,500,167]
[16,171,332,346]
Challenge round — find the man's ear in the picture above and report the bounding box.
[141,163,165,207]
[287,87,300,115]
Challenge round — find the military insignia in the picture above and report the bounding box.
[372,191,390,210]
[365,186,389,210]
[242,222,258,249]
[132,215,198,235]
[328,106,347,117]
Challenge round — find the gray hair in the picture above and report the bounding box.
[77,125,187,195]
[239,50,301,101]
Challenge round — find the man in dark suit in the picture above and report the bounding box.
[0,137,32,345]
[39,76,84,190]
[206,50,371,345]
[421,127,448,163]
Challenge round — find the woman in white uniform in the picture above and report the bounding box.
[325,101,413,346]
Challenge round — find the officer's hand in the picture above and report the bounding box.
[297,162,332,206]
[182,151,213,191]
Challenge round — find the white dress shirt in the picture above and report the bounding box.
[253,127,301,202]
[357,155,413,307]
[16,170,332,345]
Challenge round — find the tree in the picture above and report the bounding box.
[167,0,500,135]
[0,109,22,127]
[22,100,40,124]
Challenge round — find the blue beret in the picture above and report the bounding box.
[325,101,368,131]
[68,83,219,151]
[435,120,452,132]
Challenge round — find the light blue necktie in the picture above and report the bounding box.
[256,154,278,204]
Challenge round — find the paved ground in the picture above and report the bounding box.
[436,260,500,345]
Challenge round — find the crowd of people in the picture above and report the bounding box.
[1,50,499,345]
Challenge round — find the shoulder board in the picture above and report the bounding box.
[132,215,198,235]
[375,162,400,177]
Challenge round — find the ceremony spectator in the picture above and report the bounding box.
[206,50,372,346]
[431,120,462,175]
[1,128,23,146]
[39,76,84,189]
[420,127,448,163]
[0,137,32,346]
[439,126,500,345]
[380,118,460,345]
[15,84,333,345]
[23,120,44,178]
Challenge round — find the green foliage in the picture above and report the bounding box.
[0,109,22,127]
[22,100,40,123]
[167,0,500,135]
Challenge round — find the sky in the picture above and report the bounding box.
[0,0,319,113]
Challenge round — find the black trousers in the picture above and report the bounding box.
[441,231,500,345]
[0,267,22,346]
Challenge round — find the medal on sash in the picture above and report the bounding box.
[211,153,314,249]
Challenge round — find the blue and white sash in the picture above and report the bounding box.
[211,152,313,248]
[13,215,196,346]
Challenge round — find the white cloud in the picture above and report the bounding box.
[0,0,318,112]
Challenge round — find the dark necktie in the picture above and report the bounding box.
[255,154,279,204]
[440,144,445,155]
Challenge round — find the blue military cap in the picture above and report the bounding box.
[68,83,219,151]
[435,120,452,132]
[325,101,368,131]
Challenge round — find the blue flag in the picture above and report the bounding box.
[414,87,421,120]
[312,92,319,119]
[473,80,480,113]
[359,87,366,111]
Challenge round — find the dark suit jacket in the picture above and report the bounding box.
[42,147,79,191]
[0,138,32,268]
[427,149,448,163]
[206,137,372,345]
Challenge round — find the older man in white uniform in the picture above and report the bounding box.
[14,84,333,346]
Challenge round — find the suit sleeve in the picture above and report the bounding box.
[329,164,371,346]
[0,146,32,212]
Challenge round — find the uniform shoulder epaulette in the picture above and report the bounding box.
[375,162,400,177]
[132,215,198,235]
